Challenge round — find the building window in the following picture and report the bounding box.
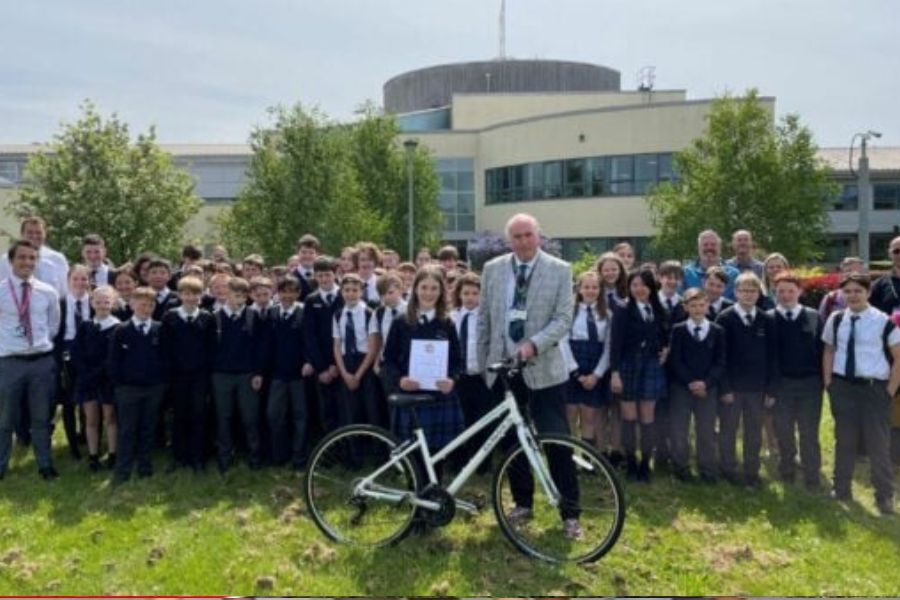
[0,161,20,183]
[826,184,858,211]
[435,157,475,233]
[484,152,676,205]
[874,182,900,211]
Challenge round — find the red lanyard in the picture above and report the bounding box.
[8,277,33,345]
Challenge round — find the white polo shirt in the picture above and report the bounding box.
[823,306,900,381]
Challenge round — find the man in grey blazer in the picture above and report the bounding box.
[477,213,581,539]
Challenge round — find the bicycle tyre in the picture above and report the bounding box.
[492,433,626,564]
[304,425,422,547]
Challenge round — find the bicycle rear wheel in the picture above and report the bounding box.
[492,434,625,563]
[304,425,421,547]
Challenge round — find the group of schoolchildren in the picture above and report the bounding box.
[12,231,899,516]
[559,246,899,515]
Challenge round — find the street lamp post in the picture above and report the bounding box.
[404,139,419,261]
[852,130,881,263]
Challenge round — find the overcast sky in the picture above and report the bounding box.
[1,0,897,147]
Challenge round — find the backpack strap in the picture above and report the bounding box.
[883,320,896,365]
[831,310,844,343]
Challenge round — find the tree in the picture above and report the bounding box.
[647,90,836,263]
[11,101,201,263]
[218,104,385,262]
[350,103,442,258]
[218,103,442,264]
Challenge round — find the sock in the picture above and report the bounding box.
[621,420,637,454]
[640,422,656,461]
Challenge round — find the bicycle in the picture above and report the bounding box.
[304,357,626,564]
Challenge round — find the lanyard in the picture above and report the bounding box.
[8,278,31,324]
[511,259,535,308]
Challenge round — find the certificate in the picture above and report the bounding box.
[409,339,449,391]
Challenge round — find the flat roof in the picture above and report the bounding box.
[817,146,900,174]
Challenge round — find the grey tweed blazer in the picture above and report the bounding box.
[476,249,573,390]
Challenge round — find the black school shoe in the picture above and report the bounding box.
[88,455,102,472]
[636,458,651,483]
[39,466,60,481]
[673,467,695,483]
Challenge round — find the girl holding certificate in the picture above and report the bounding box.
[383,266,464,455]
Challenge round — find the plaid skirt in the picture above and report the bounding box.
[617,351,667,401]
[567,339,609,407]
[392,391,465,451]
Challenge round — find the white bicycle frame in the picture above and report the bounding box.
[353,389,563,515]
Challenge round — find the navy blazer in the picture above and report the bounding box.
[302,289,344,373]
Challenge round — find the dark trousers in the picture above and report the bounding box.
[56,350,81,457]
[506,375,579,521]
[268,379,308,466]
[773,375,823,485]
[212,373,260,466]
[670,384,718,477]
[0,355,56,471]
[830,377,894,503]
[718,391,765,478]
[170,371,210,468]
[115,384,165,481]
[338,353,383,429]
[457,373,500,471]
[316,379,340,436]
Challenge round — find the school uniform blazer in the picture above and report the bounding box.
[609,302,668,371]
[477,249,573,390]
[302,289,344,373]
[53,296,94,365]
[383,316,462,393]
[669,321,727,388]
[715,306,778,396]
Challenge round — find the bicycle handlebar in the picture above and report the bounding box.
[487,356,530,377]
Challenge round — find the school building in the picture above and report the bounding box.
[1,58,898,262]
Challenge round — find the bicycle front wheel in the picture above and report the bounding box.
[492,434,625,564]
[304,425,421,547]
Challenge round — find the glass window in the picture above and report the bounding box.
[527,163,544,199]
[436,158,457,172]
[485,170,497,204]
[457,215,475,232]
[609,156,634,195]
[458,192,474,214]
[635,154,658,181]
[565,159,585,197]
[658,153,674,182]
[440,172,457,192]
[874,183,900,210]
[544,161,562,198]
[510,165,527,201]
[586,157,606,196]
[457,171,474,192]
[439,192,457,212]
[443,213,456,231]
[0,161,19,183]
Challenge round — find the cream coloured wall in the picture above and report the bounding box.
[451,91,687,130]
[407,97,776,241]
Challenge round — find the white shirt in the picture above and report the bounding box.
[222,305,244,320]
[361,273,380,303]
[277,302,302,321]
[686,318,711,342]
[64,293,92,341]
[561,303,611,377]
[604,288,627,308]
[823,306,900,380]
[176,306,201,322]
[635,301,654,322]
[734,304,757,325]
[709,297,726,315]
[0,245,69,297]
[155,287,173,305]
[370,301,407,362]
[131,316,153,334]
[318,286,338,306]
[776,304,801,321]
[452,306,480,374]
[0,274,60,356]
[659,291,681,312]
[332,302,370,354]
[94,314,120,331]
[88,262,111,288]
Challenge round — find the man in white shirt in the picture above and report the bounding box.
[0,239,62,480]
[0,216,68,297]
[823,273,900,516]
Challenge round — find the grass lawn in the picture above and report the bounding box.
[0,399,898,596]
